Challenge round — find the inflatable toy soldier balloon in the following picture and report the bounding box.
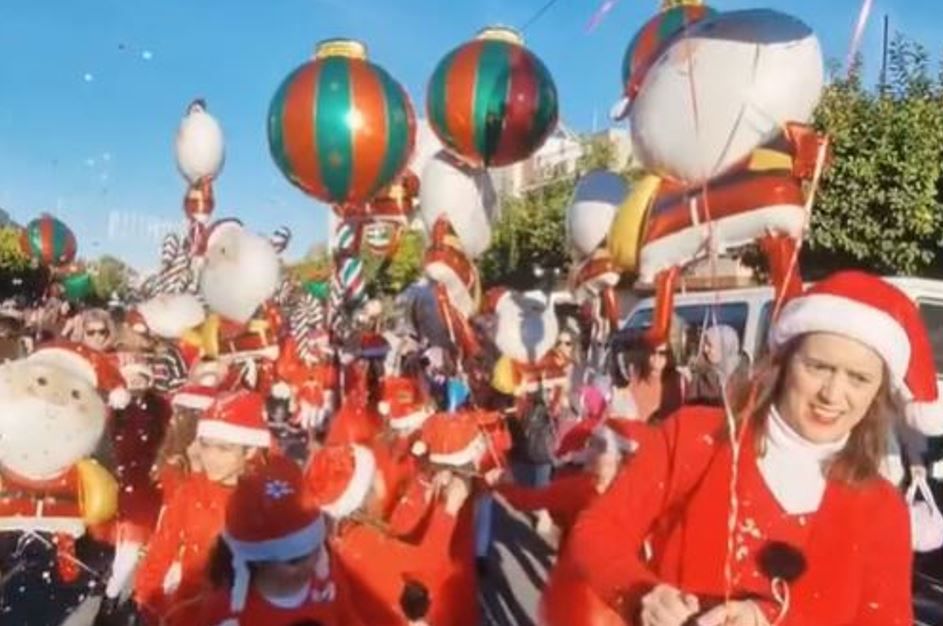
[176,99,224,223]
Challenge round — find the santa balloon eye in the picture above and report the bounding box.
[71,390,81,400]
[36,377,47,386]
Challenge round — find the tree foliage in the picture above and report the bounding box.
[89,255,133,300]
[805,36,943,278]
[0,226,29,273]
[363,228,425,296]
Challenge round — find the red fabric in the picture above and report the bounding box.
[197,569,364,626]
[541,555,624,626]
[569,406,914,625]
[325,391,383,446]
[497,472,596,548]
[334,504,459,625]
[134,473,234,621]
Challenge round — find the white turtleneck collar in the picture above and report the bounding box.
[757,406,849,515]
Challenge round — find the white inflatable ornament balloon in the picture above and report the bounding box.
[630,9,824,184]
[567,171,626,258]
[176,99,225,184]
[492,290,559,364]
[420,150,499,259]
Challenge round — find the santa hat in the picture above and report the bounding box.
[223,456,327,612]
[414,411,488,468]
[556,417,638,462]
[424,217,479,317]
[304,444,377,520]
[27,342,130,409]
[171,384,218,411]
[379,377,432,433]
[771,271,943,435]
[197,390,272,448]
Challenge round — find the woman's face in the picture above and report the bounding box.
[588,446,621,490]
[83,320,112,351]
[703,333,721,365]
[198,438,249,485]
[647,343,669,375]
[555,332,574,360]
[777,333,885,444]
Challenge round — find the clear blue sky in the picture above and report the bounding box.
[0,0,937,271]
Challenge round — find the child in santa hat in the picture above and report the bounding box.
[570,271,934,626]
[134,390,272,625]
[304,443,468,625]
[200,455,363,625]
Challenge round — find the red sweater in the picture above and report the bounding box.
[569,406,913,625]
[497,471,596,548]
[134,473,234,622]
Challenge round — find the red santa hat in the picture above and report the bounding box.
[378,377,432,433]
[27,341,130,409]
[197,390,272,448]
[304,444,378,520]
[171,384,217,411]
[223,455,327,612]
[414,411,488,468]
[771,271,943,435]
[556,417,638,461]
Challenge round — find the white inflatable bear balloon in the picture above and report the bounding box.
[567,170,627,258]
[420,150,499,259]
[493,290,559,364]
[200,221,280,324]
[176,99,225,185]
[135,293,207,339]
[0,360,106,480]
[630,9,824,184]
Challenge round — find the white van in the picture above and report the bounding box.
[619,276,943,386]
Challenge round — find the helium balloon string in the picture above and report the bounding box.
[846,0,875,73]
[521,0,564,32]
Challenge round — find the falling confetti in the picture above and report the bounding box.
[83,73,94,82]
[102,152,111,162]
[85,158,96,167]
[141,50,153,61]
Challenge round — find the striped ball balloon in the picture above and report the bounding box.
[20,214,77,267]
[427,26,559,168]
[268,39,417,206]
[622,4,717,101]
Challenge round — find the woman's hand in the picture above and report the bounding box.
[483,467,508,487]
[696,601,771,626]
[640,584,700,626]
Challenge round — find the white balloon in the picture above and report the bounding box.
[630,9,824,184]
[175,100,225,184]
[493,290,559,363]
[420,150,499,259]
[567,170,627,258]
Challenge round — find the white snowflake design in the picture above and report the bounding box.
[264,479,294,500]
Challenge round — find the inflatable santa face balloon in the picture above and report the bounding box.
[200,221,280,324]
[0,360,107,480]
[567,171,627,258]
[630,9,824,184]
[176,99,225,185]
[492,290,559,363]
[420,150,499,259]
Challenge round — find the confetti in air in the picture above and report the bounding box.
[83,73,94,82]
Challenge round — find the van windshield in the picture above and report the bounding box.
[918,301,943,376]
[623,302,749,365]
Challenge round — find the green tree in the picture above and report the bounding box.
[362,228,425,296]
[89,255,132,300]
[804,37,943,278]
[0,226,29,273]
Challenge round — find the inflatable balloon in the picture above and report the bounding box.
[427,26,558,168]
[20,214,77,268]
[419,150,499,259]
[617,4,717,112]
[175,99,225,185]
[61,272,92,303]
[629,9,824,185]
[566,170,627,258]
[268,39,416,206]
[304,279,330,301]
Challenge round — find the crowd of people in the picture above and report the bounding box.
[0,267,937,626]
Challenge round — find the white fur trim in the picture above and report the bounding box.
[429,433,488,467]
[223,514,326,564]
[197,420,271,448]
[907,399,943,437]
[271,382,292,400]
[172,392,215,410]
[320,445,377,520]
[411,440,429,457]
[389,408,432,433]
[425,261,476,318]
[109,387,131,410]
[27,348,97,387]
[772,293,911,384]
[377,401,391,416]
[0,516,85,536]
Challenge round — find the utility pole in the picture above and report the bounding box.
[879,14,889,94]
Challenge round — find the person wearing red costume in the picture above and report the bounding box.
[200,455,363,625]
[304,443,469,625]
[134,390,272,625]
[569,272,927,626]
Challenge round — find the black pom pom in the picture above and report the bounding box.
[400,578,431,619]
[758,541,807,583]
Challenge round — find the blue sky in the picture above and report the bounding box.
[0,0,937,271]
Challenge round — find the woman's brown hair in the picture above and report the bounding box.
[728,336,895,485]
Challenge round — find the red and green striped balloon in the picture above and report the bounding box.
[622,5,716,101]
[268,39,417,207]
[20,214,77,267]
[427,27,559,168]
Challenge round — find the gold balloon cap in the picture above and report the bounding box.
[315,38,368,60]
[476,25,524,46]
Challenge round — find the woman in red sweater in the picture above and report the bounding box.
[568,272,932,625]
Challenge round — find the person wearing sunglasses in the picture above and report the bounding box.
[610,338,683,424]
[77,308,116,353]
